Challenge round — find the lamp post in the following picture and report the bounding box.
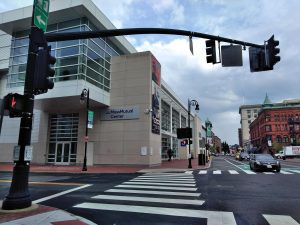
[188,98,199,168]
[80,88,89,171]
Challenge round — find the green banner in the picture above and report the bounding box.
[88,110,94,129]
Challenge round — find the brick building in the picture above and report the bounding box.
[249,94,300,152]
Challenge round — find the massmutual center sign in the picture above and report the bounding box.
[100,106,140,120]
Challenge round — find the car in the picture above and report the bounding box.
[240,152,250,161]
[249,154,281,172]
[275,150,284,159]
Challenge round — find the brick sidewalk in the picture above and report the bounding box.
[0,158,210,174]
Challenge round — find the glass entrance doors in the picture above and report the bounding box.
[55,142,71,164]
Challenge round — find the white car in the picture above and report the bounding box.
[275,151,284,159]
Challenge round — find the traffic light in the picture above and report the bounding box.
[205,39,217,64]
[33,46,56,95]
[3,93,25,118]
[267,35,280,69]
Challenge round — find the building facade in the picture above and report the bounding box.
[239,104,261,150]
[249,95,300,152]
[0,0,203,166]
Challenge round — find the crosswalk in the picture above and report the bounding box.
[197,169,300,175]
[73,172,300,225]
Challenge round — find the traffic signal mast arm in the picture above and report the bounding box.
[45,28,263,49]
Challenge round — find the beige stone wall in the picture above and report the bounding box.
[89,51,161,166]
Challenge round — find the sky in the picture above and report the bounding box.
[1,0,300,145]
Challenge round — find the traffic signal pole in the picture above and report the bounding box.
[1,4,47,209]
[45,28,263,49]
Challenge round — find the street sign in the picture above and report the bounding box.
[88,110,94,129]
[33,0,49,32]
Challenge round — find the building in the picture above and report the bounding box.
[0,0,203,166]
[239,104,261,150]
[249,94,300,152]
[212,135,221,153]
[238,128,242,147]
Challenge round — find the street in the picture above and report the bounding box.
[1,156,300,225]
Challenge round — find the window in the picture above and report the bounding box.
[276,136,282,143]
[265,125,271,132]
[265,115,271,122]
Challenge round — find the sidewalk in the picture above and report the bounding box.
[0,158,211,174]
[0,159,210,224]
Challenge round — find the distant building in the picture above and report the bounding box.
[212,135,222,153]
[239,104,261,149]
[249,94,300,152]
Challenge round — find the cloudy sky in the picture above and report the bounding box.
[1,0,300,144]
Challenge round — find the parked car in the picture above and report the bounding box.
[240,152,250,161]
[249,154,281,172]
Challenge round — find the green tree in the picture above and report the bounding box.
[272,143,283,153]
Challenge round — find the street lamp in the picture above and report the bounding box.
[80,88,89,171]
[188,98,200,168]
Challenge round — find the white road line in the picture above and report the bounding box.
[185,171,193,174]
[92,195,205,205]
[263,214,300,225]
[228,170,239,174]
[74,203,237,225]
[133,178,195,182]
[280,170,293,174]
[287,169,300,173]
[33,184,92,204]
[105,189,201,197]
[141,174,193,178]
[199,170,207,174]
[224,159,256,174]
[138,176,194,180]
[131,179,196,183]
[263,172,275,174]
[116,184,197,191]
[123,181,195,187]
[213,170,221,174]
[243,170,256,174]
[139,176,194,179]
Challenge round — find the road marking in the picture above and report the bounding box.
[74,203,237,225]
[263,214,300,225]
[33,184,92,204]
[213,170,221,174]
[131,179,196,183]
[287,169,300,173]
[133,177,195,182]
[263,172,275,174]
[123,181,195,187]
[224,159,256,174]
[185,171,193,174]
[228,170,239,174]
[199,170,207,174]
[140,175,194,179]
[105,189,201,197]
[116,184,197,191]
[280,170,293,174]
[141,174,193,178]
[92,195,205,205]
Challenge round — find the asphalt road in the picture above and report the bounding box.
[0,156,300,225]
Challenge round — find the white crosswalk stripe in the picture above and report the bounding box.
[131,178,196,183]
[105,189,201,197]
[263,172,275,174]
[185,171,193,174]
[287,169,300,173]
[92,194,205,205]
[280,170,293,174]
[123,181,196,187]
[263,214,300,225]
[228,170,239,174]
[213,170,221,174]
[199,170,207,174]
[116,184,198,191]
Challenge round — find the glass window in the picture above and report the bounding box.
[57,46,79,57]
[59,56,79,67]
[57,39,79,48]
[57,65,78,77]
[161,100,171,132]
[14,38,29,47]
[87,67,102,83]
[13,46,28,55]
[172,109,180,134]
[12,55,27,64]
[87,57,100,72]
[58,19,80,29]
